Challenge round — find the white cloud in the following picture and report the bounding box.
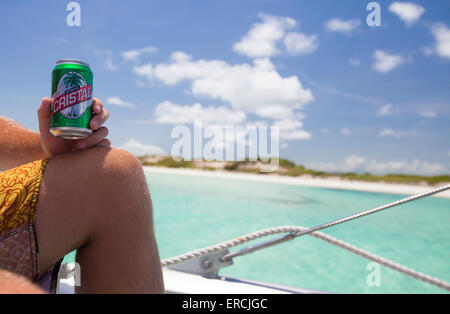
[136,80,148,88]
[389,2,425,26]
[233,13,318,58]
[153,101,308,141]
[340,127,351,135]
[306,154,366,173]
[372,50,405,73]
[379,129,400,138]
[344,154,367,171]
[121,139,167,156]
[377,104,396,116]
[348,58,360,67]
[431,23,450,59]
[283,32,318,55]
[418,108,437,118]
[274,119,311,140]
[252,105,300,120]
[378,128,418,139]
[325,18,361,34]
[133,52,314,123]
[106,96,136,109]
[133,63,153,81]
[306,154,446,175]
[121,46,158,62]
[422,46,434,56]
[154,101,246,125]
[233,13,296,58]
[122,50,141,62]
[96,46,158,71]
[57,37,72,45]
[98,50,119,71]
[365,159,445,175]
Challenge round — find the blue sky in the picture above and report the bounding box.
[0,0,449,175]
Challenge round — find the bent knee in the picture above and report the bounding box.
[48,147,143,178]
[80,147,147,195]
[102,148,144,178]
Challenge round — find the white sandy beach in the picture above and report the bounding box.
[143,166,450,199]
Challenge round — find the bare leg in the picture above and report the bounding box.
[0,270,45,294]
[35,147,164,293]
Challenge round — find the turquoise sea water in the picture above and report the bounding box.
[148,171,450,294]
[64,170,450,293]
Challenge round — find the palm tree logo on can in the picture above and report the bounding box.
[54,71,90,119]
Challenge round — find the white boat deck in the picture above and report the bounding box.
[57,268,325,294]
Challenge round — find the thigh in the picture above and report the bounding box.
[35,147,110,276]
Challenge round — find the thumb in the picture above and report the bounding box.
[38,97,52,137]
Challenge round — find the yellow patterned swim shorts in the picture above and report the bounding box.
[0,160,47,283]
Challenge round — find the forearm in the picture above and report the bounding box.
[0,116,47,171]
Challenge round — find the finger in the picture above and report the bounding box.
[90,108,110,130]
[76,127,109,150]
[92,98,103,114]
[95,139,111,148]
[37,97,52,137]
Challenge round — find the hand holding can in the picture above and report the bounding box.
[37,59,111,157]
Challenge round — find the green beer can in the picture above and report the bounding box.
[50,59,93,139]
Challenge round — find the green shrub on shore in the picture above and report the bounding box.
[140,156,193,168]
[138,156,450,185]
[224,161,241,171]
